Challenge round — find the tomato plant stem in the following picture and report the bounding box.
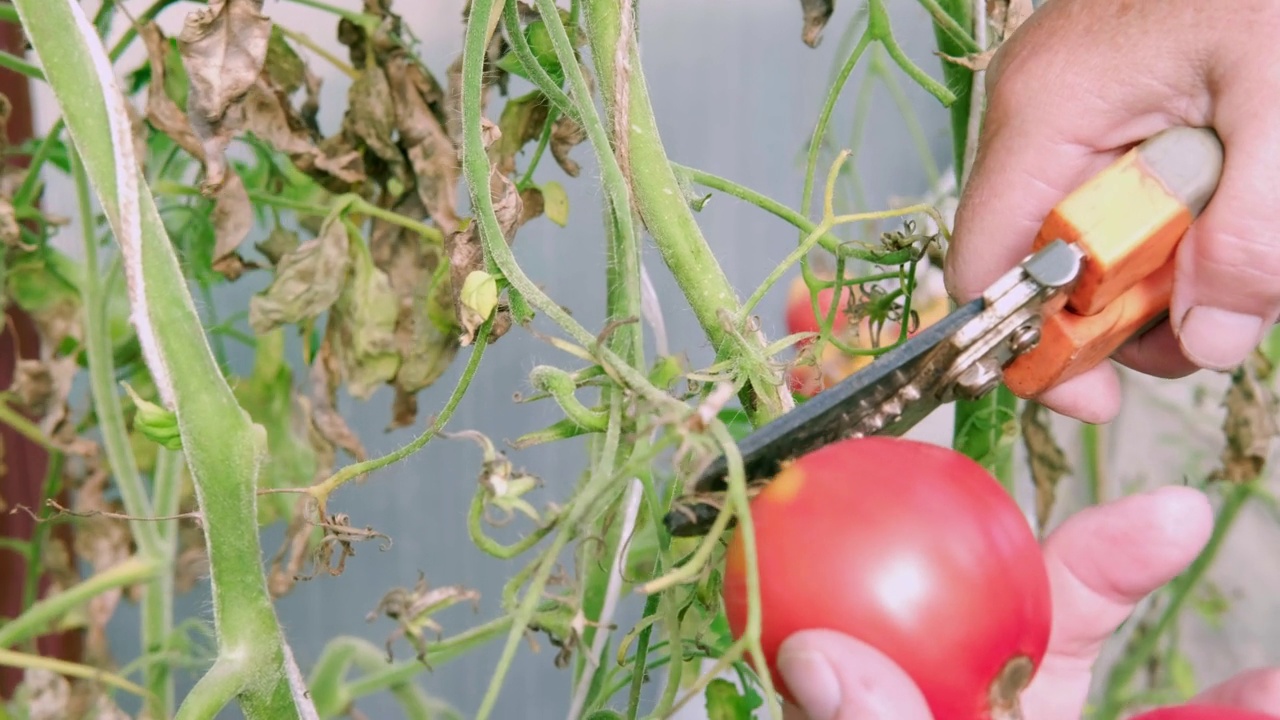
[581,0,787,426]
[1095,481,1254,719]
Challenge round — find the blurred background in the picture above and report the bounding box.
[14,0,1280,717]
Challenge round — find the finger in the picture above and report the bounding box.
[1021,486,1214,719]
[776,629,934,720]
[1194,668,1280,714]
[1112,320,1199,380]
[1171,102,1280,370]
[1031,362,1123,425]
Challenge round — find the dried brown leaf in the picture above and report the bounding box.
[8,356,77,437]
[549,115,587,177]
[938,48,996,72]
[17,669,70,720]
[1021,402,1071,532]
[1212,350,1279,484]
[177,0,272,192]
[140,23,204,159]
[800,0,836,48]
[383,52,460,233]
[248,214,352,333]
[989,0,1033,41]
[307,341,367,464]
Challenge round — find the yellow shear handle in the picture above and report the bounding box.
[1003,127,1226,398]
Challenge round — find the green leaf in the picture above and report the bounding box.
[541,180,569,226]
[705,678,756,720]
[1167,649,1198,699]
[585,711,623,720]
[717,407,754,442]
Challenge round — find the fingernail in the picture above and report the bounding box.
[1178,306,1264,371]
[778,648,841,720]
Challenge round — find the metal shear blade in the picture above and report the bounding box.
[664,239,1086,538]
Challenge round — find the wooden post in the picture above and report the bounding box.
[0,10,85,698]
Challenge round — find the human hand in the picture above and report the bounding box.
[774,486,1280,719]
[943,0,1280,424]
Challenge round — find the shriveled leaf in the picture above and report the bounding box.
[256,226,301,265]
[541,180,568,226]
[325,231,401,400]
[140,23,204,158]
[0,197,22,247]
[238,76,364,186]
[368,572,481,663]
[518,186,545,226]
[369,198,460,428]
[382,50,461,233]
[549,115,586,177]
[8,357,76,436]
[248,213,352,333]
[7,252,82,350]
[496,90,550,176]
[306,341,367,465]
[344,65,410,189]
[938,48,996,72]
[1211,350,1279,483]
[800,0,836,48]
[448,119,524,345]
[1021,402,1070,531]
[177,0,273,192]
[210,170,253,276]
[264,24,306,93]
[989,0,1033,41]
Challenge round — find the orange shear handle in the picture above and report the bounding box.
[1003,126,1226,399]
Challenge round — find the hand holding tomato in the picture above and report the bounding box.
[775,486,1280,720]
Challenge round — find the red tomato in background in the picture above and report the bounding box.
[784,276,850,342]
[721,437,1052,720]
[1131,706,1280,720]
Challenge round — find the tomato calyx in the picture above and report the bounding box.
[989,655,1035,720]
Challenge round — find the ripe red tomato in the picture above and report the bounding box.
[721,436,1052,719]
[1131,706,1280,720]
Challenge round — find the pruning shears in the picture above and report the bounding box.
[665,126,1226,538]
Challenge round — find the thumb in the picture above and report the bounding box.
[776,629,934,720]
[1168,104,1280,370]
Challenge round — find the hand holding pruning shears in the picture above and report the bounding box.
[700,0,1280,717]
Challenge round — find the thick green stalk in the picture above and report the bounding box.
[928,0,1020,482]
[582,0,786,425]
[17,0,305,716]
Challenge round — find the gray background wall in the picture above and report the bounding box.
[27,0,1280,718]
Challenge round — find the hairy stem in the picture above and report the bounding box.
[582,0,786,425]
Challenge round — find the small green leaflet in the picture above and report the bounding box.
[705,678,763,720]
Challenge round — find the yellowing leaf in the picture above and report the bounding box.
[541,180,569,227]
[248,214,352,333]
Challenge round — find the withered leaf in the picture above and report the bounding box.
[264,24,306,93]
[256,226,301,265]
[549,115,587,177]
[248,214,352,334]
[496,91,551,176]
[383,52,460,233]
[72,467,134,665]
[1021,402,1071,532]
[345,66,410,189]
[1212,350,1279,484]
[370,197,460,429]
[325,237,401,400]
[519,186,546,226]
[368,572,481,663]
[211,170,254,272]
[938,49,997,72]
[800,0,836,48]
[0,197,21,248]
[447,118,525,346]
[989,0,1033,41]
[307,340,367,464]
[177,0,273,192]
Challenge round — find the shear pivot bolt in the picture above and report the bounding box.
[1009,324,1041,355]
[955,358,1001,400]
